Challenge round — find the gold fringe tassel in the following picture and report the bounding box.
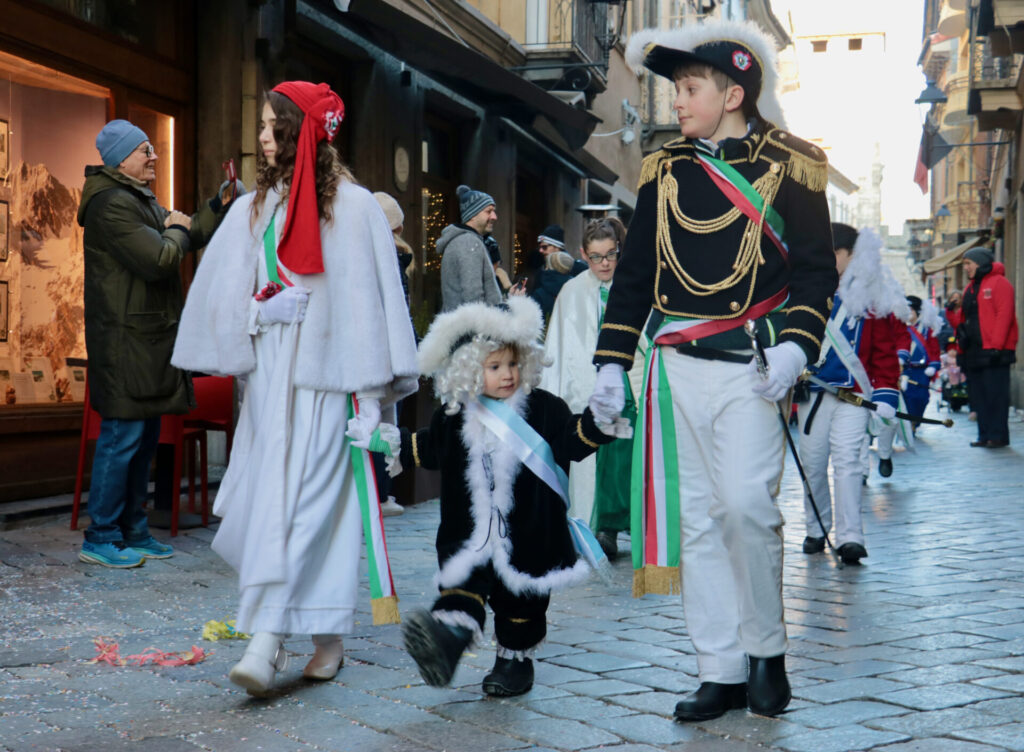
[632,565,681,598]
[371,595,401,625]
[638,151,665,189]
[784,155,828,193]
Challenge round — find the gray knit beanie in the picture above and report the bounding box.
[457,184,495,224]
[963,246,994,266]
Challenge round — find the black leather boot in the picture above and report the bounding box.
[402,610,473,687]
[673,682,747,721]
[747,654,791,716]
[596,531,618,560]
[482,656,534,697]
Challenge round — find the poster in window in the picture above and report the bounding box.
[0,280,7,343]
[0,200,8,263]
[0,119,8,179]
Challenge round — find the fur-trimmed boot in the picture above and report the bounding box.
[482,656,534,697]
[402,610,473,687]
[303,634,344,681]
[229,632,286,694]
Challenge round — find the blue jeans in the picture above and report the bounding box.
[84,417,161,544]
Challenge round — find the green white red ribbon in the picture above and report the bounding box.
[349,394,400,624]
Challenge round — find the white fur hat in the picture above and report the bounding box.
[373,191,404,231]
[418,296,544,378]
[625,18,786,128]
[839,228,911,322]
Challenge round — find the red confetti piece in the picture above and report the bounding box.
[87,637,209,667]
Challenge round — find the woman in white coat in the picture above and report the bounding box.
[173,82,418,694]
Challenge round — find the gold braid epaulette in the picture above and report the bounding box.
[638,150,668,189]
[766,131,828,193]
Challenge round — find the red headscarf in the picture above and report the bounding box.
[271,81,345,275]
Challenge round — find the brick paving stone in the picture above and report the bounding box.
[523,694,635,721]
[873,740,1003,752]
[954,723,1024,750]
[546,651,650,673]
[604,690,680,716]
[783,700,909,728]
[499,717,620,749]
[695,712,808,745]
[878,663,1005,686]
[972,673,1024,694]
[589,712,703,745]
[866,706,1006,737]
[792,676,913,703]
[561,678,653,697]
[775,724,911,752]
[969,696,1024,718]
[800,659,915,680]
[880,683,1011,711]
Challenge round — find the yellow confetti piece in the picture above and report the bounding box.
[201,619,250,641]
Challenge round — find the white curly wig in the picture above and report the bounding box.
[418,297,550,414]
[625,18,786,128]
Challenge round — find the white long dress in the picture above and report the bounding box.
[214,248,361,635]
[173,185,419,635]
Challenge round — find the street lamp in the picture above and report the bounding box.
[936,203,952,217]
[915,80,948,105]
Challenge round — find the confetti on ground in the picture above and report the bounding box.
[87,637,208,667]
[201,619,249,641]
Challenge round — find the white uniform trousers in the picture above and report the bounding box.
[797,392,869,547]
[662,349,788,684]
[875,417,896,461]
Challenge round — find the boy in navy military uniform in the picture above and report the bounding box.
[587,20,837,721]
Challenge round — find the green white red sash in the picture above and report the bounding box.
[694,150,787,259]
[349,395,400,624]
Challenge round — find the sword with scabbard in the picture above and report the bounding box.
[800,373,953,427]
[744,321,845,569]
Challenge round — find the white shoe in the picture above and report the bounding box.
[303,635,344,680]
[381,497,404,517]
[229,632,286,695]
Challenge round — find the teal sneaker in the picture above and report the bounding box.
[79,540,145,568]
[127,536,174,559]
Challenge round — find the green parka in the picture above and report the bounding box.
[77,165,226,419]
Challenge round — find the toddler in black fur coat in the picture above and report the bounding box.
[353,296,627,696]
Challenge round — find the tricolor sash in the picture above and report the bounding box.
[349,395,400,624]
[695,151,787,259]
[477,397,611,579]
[262,214,295,288]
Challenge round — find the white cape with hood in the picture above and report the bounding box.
[540,270,645,524]
[172,182,418,632]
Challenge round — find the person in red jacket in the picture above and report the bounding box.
[959,247,1018,447]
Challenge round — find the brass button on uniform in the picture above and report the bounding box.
[729,301,741,312]
[660,294,669,304]
[770,162,781,174]
[660,260,668,269]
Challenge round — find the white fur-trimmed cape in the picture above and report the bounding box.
[625,18,786,128]
[838,228,911,322]
[918,298,942,335]
[418,295,544,377]
[172,182,419,405]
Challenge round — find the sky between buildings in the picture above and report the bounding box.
[771,0,931,236]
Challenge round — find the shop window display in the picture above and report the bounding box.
[0,52,174,406]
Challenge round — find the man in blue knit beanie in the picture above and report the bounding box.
[76,119,239,568]
[436,184,502,311]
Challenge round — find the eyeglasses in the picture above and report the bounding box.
[135,144,156,158]
[587,250,619,264]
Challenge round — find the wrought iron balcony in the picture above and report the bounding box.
[967,34,1022,131]
[515,0,620,93]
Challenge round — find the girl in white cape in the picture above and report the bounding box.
[172,81,418,694]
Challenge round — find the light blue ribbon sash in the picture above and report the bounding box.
[477,396,609,575]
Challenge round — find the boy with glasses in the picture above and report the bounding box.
[541,218,644,560]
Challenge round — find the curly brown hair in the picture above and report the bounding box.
[582,216,626,252]
[251,90,356,227]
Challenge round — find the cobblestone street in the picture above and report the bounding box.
[2,405,1023,752]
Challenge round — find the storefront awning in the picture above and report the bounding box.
[923,236,985,274]
[324,0,601,152]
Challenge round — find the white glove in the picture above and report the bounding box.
[596,416,634,440]
[875,402,897,420]
[346,396,382,447]
[925,366,936,378]
[257,286,310,325]
[589,364,625,424]
[748,341,807,403]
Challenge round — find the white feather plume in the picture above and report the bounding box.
[838,228,910,321]
[918,298,942,335]
[624,19,786,128]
